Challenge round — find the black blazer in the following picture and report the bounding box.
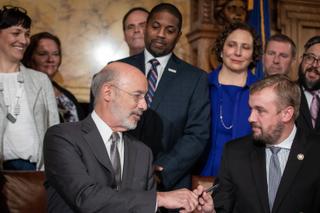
[296,86,320,134]
[119,52,210,190]
[44,116,156,213]
[214,128,320,213]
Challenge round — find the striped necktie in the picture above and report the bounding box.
[110,132,121,190]
[310,91,320,128]
[146,59,160,107]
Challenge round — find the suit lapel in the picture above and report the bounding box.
[151,55,178,110]
[81,117,114,172]
[250,142,270,213]
[121,134,137,188]
[300,88,313,129]
[133,53,146,74]
[21,66,40,112]
[272,129,306,212]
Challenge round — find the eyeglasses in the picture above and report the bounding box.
[303,53,320,66]
[111,85,146,103]
[1,5,27,14]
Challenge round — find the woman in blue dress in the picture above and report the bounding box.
[201,22,262,176]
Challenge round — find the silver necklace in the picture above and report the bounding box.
[0,72,24,123]
[219,104,233,130]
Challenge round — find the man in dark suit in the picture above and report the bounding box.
[197,75,320,213]
[119,3,210,191]
[296,36,320,133]
[44,62,200,213]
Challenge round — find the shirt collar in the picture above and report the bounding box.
[266,125,297,150]
[144,49,172,69]
[91,110,122,143]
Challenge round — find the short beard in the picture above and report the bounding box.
[252,122,284,145]
[298,64,320,91]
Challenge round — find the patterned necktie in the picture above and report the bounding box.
[310,91,319,128]
[146,59,160,107]
[268,147,281,211]
[110,132,121,189]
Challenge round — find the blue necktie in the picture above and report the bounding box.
[268,147,281,211]
[146,59,160,107]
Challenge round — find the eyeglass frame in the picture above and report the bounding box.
[302,53,320,66]
[110,84,146,104]
[1,5,27,14]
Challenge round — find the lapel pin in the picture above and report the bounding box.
[168,68,176,73]
[297,153,304,160]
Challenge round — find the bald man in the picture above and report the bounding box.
[44,62,200,213]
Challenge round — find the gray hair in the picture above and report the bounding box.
[91,67,118,106]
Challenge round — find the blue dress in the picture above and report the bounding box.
[201,66,258,176]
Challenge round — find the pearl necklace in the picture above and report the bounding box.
[219,104,233,129]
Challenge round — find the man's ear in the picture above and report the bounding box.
[281,106,295,123]
[101,83,113,102]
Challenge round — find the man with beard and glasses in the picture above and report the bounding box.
[196,75,320,213]
[119,3,210,193]
[44,62,202,213]
[296,36,320,133]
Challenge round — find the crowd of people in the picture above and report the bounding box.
[0,2,319,213]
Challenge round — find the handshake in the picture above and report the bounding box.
[157,185,216,213]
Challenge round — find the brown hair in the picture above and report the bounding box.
[22,32,62,68]
[215,21,262,70]
[265,34,296,57]
[250,74,301,119]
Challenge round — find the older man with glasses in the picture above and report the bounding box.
[296,36,320,133]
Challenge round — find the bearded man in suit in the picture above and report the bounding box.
[296,36,320,133]
[196,75,320,213]
[43,62,201,213]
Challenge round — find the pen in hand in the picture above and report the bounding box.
[204,183,220,194]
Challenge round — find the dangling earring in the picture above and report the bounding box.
[220,53,223,58]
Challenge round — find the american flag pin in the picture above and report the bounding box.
[168,68,176,73]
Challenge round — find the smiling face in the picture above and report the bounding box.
[144,11,181,57]
[221,29,253,73]
[0,25,30,63]
[263,40,295,76]
[31,38,61,78]
[299,43,320,91]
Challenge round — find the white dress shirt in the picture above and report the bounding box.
[265,125,297,185]
[91,111,124,177]
[144,49,172,87]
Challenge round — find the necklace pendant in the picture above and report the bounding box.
[6,113,16,123]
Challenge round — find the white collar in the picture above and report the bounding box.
[144,49,172,69]
[91,110,122,144]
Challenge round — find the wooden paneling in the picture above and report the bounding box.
[278,0,320,79]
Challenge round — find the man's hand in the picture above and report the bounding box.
[193,185,215,213]
[157,188,199,212]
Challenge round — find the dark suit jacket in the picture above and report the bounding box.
[214,129,320,213]
[296,86,320,133]
[44,116,156,213]
[119,52,210,190]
